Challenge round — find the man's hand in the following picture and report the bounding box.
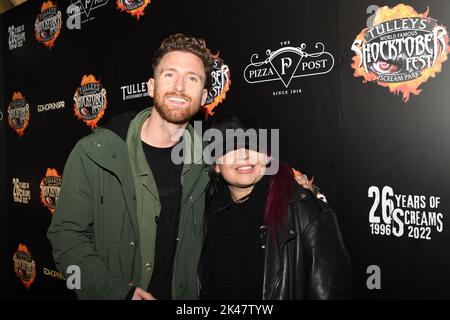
[292,168,327,202]
[293,168,314,191]
[132,287,157,300]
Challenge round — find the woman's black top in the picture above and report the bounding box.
[200,176,270,300]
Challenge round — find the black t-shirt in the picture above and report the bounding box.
[142,140,183,300]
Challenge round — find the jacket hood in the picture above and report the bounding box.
[102,111,138,141]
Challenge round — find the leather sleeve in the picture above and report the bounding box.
[302,201,351,299]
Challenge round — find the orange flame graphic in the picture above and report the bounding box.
[39,168,62,215]
[41,0,54,11]
[204,80,231,119]
[351,4,450,102]
[203,52,231,119]
[35,1,61,49]
[13,243,35,289]
[8,92,30,137]
[73,74,108,129]
[116,0,151,21]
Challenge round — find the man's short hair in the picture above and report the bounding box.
[152,33,214,88]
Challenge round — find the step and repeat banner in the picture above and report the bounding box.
[338,0,450,298]
[1,0,449,299]
[0,12,12,300]
[3,0,113,299]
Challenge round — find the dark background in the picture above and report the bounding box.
[338,0,450,299]
[0,12,12,300]
[1,0,450,299]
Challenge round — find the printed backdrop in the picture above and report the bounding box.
[1,11,11,300]
[1,0,449,299]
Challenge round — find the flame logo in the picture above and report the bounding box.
[39,168,62,215]
[116,0,151,21]
[351,4,450,102]
[34,1,62,49]
[203,52,231,119]
[73,74,108,129]
[13,243,36,289]
[7,92,30,137]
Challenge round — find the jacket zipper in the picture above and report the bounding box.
[173,166,205,297]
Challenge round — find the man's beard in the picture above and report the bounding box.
[153,90,201,125]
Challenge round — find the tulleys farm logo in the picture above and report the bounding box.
[73,74,107,128]
[116,0,151,21]
[35,1,62,49]
[351,4,450,102]
[7,92,30,137]
[244,41,335,93]
[121,81,149,100]
[204,53,231,119]
[40,168,62,215]
[13,244,36,289]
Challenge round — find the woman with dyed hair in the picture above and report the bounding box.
[199,114,350,300]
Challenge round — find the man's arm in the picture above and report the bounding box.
[293,169,328,202]
[47,139,131,300]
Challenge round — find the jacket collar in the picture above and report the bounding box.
[289,186,311,203]
[125,108,159,199]
[276,186,311,241]
[86,127,130,180]
[125,107,207,202]
[126,107,204,170]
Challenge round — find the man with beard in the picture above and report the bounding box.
[48,34,213,300]
[47,34,313,300]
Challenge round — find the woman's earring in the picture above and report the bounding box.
[265,155,272,165]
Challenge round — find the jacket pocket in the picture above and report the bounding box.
[106,241,134,283]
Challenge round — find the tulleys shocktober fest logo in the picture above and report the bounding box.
[351,4,450,102]
[13,244,36,289]
[40,168,62,215]
[35,1,62,49]
[116,0,151,21]
[203,52,231,119]
[73,74,107,128]
[7,92,30,137]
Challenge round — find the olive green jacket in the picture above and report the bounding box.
[47,108,209,299]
